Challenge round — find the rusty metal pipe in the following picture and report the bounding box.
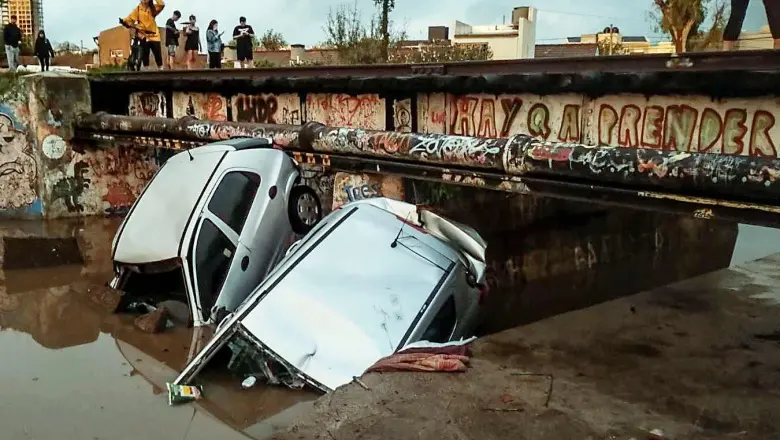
[299,122,780,206]
[74,113,780,209]
[75,112,302,146]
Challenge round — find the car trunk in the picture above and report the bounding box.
[174,204,457,392]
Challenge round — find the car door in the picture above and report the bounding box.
[192,169,262,323]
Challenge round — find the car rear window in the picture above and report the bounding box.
[207,171,261,234]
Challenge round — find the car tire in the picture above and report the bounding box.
[288,185,322,234]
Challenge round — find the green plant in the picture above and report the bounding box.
[253,58,277,68]
[649,0,727,52]
[0,72,31,103]
[260,29,286,50]
[322,1,406,65]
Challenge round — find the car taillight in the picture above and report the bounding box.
[394,214,427,234]
[268,185,278,199]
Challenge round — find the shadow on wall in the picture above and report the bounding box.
[405,181,738,334]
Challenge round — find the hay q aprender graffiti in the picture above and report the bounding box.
[155,91,780,159]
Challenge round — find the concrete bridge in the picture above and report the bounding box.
[3,50,780,330]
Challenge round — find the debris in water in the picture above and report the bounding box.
[241,376,257,389]
[86,285,123,313]
[166,383,203,406]
[647,428,665,440]
[134,307,170,334]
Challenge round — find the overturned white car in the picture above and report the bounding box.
[173,197,489,392]
[109,138,322,327]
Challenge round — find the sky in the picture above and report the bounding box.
[46,0,771,49]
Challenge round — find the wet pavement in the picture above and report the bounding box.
[1,216,780,439]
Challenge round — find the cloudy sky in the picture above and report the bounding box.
[47,0,770,48]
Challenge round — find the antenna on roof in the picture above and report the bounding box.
[391,211,412,248]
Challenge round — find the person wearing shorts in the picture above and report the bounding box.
[165,10,181,69]
[120,0,165,70]
[233,16,255,68]
[724,0,780,50]
[183,15,201,70]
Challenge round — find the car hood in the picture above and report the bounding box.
[113,147,230,264]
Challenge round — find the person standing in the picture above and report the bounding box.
[120,0,166,70]
[724,0,780,50]
[206,20,223,69]
[3,15,22,72]
[183,15,201,69]
[232,16,255,68]
[34,30,54,71]
[165,10,181,69]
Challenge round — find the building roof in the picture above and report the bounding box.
[622,36,648,42]
[566,37,582,43]
[535,43,598,58]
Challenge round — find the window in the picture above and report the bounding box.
[207,171,261,234]
[194,218,236,320]
[421,296,456,343]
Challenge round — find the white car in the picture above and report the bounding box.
[173,197,489,392]
[109,138,322,326]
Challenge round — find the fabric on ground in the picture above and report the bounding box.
[365,341,474,374]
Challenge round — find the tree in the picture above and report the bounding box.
[55,41,81,54]
[260,29,286,50]
[391,42,492,63]
[650,0,727,53]
[323,2,392,65]
[373,0,394,61]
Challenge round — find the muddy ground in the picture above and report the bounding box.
[272,254,780,440]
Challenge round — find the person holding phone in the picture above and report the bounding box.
[232,16,255,68]
[206,20,224,69]
[119,0,166,70]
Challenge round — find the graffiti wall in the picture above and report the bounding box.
[0,96,39,215]
[586,95,780,157]
[172,92,227,121]
[232,93,301,125]
[331,172,404,210]
[306,93,385,130]
[129,92,166,117]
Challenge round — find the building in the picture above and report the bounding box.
[451,6,537,59]
[1,0,44,41]
[731,24,775,50]
[566,27,674,55]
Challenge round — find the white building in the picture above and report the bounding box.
[451,6,537,59]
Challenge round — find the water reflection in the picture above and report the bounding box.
[0,218,314,440]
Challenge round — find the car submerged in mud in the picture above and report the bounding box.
[109,138,322,327]
[173,197,489,393]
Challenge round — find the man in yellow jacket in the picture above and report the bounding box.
[120,0,165,70]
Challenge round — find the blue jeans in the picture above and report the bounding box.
[5,45,19,71]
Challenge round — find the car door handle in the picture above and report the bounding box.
[241,256,249,271]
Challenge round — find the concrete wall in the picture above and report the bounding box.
[0,73,164,219]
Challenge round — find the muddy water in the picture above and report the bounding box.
[0,218,317,440]
[1,214,780,440]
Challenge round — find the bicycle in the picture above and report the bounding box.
[119,19,155,72]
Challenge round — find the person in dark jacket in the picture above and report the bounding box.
[34,30,55,72]
[3,15,22,72]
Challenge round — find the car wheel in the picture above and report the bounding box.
[288,185,322,234]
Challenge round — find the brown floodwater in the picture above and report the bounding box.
[0,217,318,440]
[3,212,780,440]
